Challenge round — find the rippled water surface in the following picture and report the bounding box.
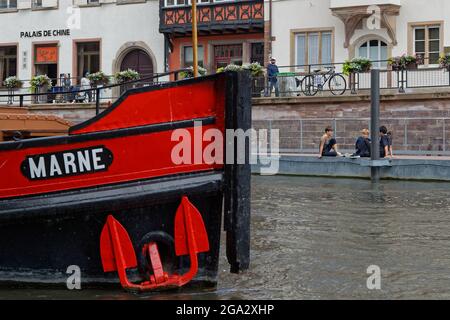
[3,176,450,299]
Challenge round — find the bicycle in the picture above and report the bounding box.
[301,66,347,96]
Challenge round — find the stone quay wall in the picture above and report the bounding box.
[253,90,450,155]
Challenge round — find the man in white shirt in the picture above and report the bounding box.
[80,72,92,102]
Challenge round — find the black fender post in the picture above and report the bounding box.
[371,69,381,182]
[224,70,252,273]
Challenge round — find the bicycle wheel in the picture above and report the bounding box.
[302,75,319,96]
[329,74,347,95]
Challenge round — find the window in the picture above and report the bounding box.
[214,44,242,69]
[165,0,210,6]
[0,0,17,9]
[250,42,264,66]
[77,42,100,79]
[295,31,332,69]
[188,0,211,4]
[358,39,388,68]
[32,0,58,9]
[32,0,42,7]
[0,46,17,87]
[165,0,186,6]
[183,46,204,67]
[412,23,442,65]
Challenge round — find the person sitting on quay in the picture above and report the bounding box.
[265,57,280,98]
[319,126,343,159]
[380,126,391,158]
[387,131,394,158]
[351,128,371,158]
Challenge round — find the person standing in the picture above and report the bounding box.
[265,57,280,97]
[62,73,72,103]
[80,72,92,103]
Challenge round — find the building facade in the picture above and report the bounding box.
[159,0,265,74]
[265,0,450,70]
[0,0,165,86]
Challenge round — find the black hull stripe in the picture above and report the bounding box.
[0,116,215,151]
[0,171,223,221]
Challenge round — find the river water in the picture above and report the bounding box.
[2,175,450,300]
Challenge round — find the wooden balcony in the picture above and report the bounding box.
[159,0,264,36]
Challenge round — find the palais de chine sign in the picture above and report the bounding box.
[20,29,71,38]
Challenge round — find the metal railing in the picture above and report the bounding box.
[0,69,189,114]
[252,59,450,98]
[253,118,450,156]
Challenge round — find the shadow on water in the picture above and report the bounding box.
[2,176,450,299]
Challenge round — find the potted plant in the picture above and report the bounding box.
[342,58,372,76]
[388,54,423,71]
[30,74,52,103]
[3,76,23,90]
[87,71,110,87]
[30,74,52,91]
[3,76,23,105]
[403,54,420,70]
[179,66,207,79]
[114,69,140,94]
[439,53,450,71]
[114,69,140,84]
[387,56,402,71]
[242,62,265,97]
[224,64,242,72]
[242,62,264,77]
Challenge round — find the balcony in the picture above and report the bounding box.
[159,0,264,36]
[330,0,401,8]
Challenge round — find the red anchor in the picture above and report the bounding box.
[99,196,210,292]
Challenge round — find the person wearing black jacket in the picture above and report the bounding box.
[265,58,280,97]
[353,129,371,158]
[379,126,390,158]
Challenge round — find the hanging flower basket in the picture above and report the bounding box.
[114,69,141,84]
[342,58,372,76]
[242,62,264,77]
[3,76,23,105]
[3,76,23,89]
[87,71,110,86]
[388,54,423,71]
[30,74,52,91]
[30,75,52,104]
[179,66,207,79]
[439,54,450,71]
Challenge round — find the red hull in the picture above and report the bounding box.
[0,76,226,199]
[0,72,251,287]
